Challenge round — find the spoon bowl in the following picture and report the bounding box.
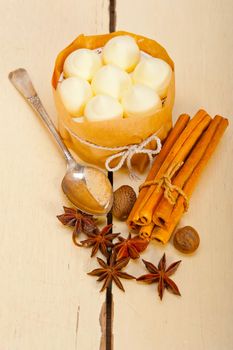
[9,68,113,215]
[62,163,113,215]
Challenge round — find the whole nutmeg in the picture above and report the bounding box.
[173,226,200,254]
[112,185,136,221]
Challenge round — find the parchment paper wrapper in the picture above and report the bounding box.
[52,31,175,169]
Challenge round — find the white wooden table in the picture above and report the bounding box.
[0,1,233,349]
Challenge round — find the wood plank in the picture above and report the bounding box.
[1,1,233,349]
[0,1,109,349]
[114,1,233,349]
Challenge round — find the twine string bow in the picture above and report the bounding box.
[105,134,162,175]
[140,161,189,210]
[65,126,162,177]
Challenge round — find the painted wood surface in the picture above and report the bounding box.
[0,1,233,349]
[114,1,233,350]
[0,1,109,349]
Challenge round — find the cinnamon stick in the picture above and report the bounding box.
[152,116,228,243]
[153,115,222,227]
[137,111,211,225]
[139,223,155,239]
[127,114,190,229]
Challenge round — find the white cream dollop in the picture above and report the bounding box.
[91,64,132,100]
[102,35,140,72]
[133,57,172,98]
[84,94,123,122]
[121,84,162,118]
[58,77,92,116]
[63,48,102,81]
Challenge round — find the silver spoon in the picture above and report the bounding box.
[9,68,113,215]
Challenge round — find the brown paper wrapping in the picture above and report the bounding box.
[52,31,175,168]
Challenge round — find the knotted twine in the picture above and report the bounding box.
[65,126,162,177]
[139,161,189,210]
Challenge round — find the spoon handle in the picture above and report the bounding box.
[8,68,75,166]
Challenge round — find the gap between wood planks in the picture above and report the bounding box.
[102,2,116,350]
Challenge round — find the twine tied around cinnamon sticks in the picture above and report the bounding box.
[139,161,189,210]
[65,126,162,177]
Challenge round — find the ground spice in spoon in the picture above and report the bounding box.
[84,167,112,208]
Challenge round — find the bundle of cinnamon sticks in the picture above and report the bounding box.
[127,110,228,243]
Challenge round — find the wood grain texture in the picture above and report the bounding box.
[1,0,233,350]
[114,1,233,350]
[0,1,109,349]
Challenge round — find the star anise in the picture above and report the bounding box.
[88,252,135,292]
[137,253,181,300]
[114,234,149,260]
[57,207,97,245]
[80,224,120,257]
